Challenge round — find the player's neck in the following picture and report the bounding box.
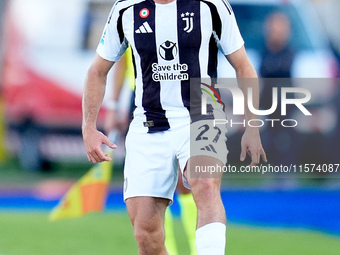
[153,0,175,4]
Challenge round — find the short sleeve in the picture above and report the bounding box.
[216,1,244,55]
[96,4,128,62]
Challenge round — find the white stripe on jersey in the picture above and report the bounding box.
[199,2,213,79]
[155,2,188,128]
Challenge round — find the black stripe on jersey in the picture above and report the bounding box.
[202,1,222,39]
[201,1,221,77]
[131,49,137,87]
[133,1,170,132]
[201,1,225,112]
[207,35,218,78]
[117,8,129,44]
[177,0,202,109]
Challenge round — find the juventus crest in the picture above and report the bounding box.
[181,12,194,33]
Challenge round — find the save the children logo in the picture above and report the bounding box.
[152,40,189,82]
[159,40,178,61]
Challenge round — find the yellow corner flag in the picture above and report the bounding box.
[49,153,113,221]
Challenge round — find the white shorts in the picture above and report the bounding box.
[123,124,190,203]
[123,120,228,203]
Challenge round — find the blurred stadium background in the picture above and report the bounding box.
[0,0,339,254]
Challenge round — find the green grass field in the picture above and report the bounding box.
[0,212,339,255]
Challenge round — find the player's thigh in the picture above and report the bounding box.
[184,155,225,180]
[126,196,169,230]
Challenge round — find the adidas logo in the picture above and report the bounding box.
[135,21,153,34]
[200,144,217,153]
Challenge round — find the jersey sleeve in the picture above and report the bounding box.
[215,0,244,56]
[96,4,128,62]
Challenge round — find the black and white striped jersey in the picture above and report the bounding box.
[97,0,244,133]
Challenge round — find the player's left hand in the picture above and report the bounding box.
[240,128,267,167]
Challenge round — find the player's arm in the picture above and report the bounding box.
[226,46,267,166]
[82,54,117,164]
[104,53,127,135]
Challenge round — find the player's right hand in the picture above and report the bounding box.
[83,128,117,163]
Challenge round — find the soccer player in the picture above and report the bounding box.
[105,48,197,255]
[82,0,267,254]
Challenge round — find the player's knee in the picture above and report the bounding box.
[190,176,220,193]
[134,223,165,249]
[134,228,150,247]
[190,178,221,207]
